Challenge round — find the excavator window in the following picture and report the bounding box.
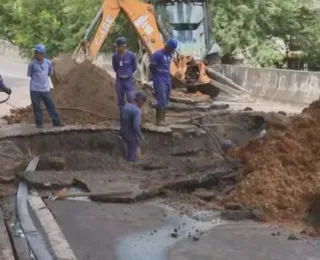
[154,1,207,58]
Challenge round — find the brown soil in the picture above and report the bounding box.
[170,90,212,103]
[4,61,152,125]
[220,99,320,234]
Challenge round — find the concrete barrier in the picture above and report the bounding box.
[223,65,320,106]
[95,53,320,106]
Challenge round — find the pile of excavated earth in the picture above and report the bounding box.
[3,61,153,125]
[217,99,320,236]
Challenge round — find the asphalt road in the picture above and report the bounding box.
[45,199,320,260]
[1,53,317,259]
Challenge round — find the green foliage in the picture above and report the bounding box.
[209,0,320,67]
[15,0,66,58]
[0,0,18,43]
[1,0,320,68]
[61,0,101,52]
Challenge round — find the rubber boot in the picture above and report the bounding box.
[162,109,168,126]
[156,109,166,126]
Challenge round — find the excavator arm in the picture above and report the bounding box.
[72,0,250,100]
[77,0,163,59]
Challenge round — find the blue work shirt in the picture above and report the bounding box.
[0,74,6,90]
[112,51,137,79]
[27,58,52,92]
[150,49,172,85]
[120,103,143,140]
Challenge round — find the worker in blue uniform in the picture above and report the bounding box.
[0,74,12,95]
[112,37,137,121]
[27,44,63,128]
[120,91,147,162]
[149,38,178,126]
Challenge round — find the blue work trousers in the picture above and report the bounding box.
[154,82,171,109]
[116,77,134,121]
[30,91,60,126]
[121,135,140,162]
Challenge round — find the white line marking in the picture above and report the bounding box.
[28,192,77,260]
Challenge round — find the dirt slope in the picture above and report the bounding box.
[4,61,152,125]
[222,99,320,235]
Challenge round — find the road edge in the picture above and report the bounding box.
[28,192,76,260]
[0,208,15,260]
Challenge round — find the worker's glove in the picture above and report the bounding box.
[1,87,11,95]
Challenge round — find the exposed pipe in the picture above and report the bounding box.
[0,93,10,104]
[191,119,224,155]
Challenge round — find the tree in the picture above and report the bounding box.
[0,0,18,44]
[1,0,320,68]
[63,0,139,54]
[209,0,320,67]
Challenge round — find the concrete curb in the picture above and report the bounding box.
[16,157,53,260]
[0,208,15,260]
[0,123,173,140]
[28,192,76,260]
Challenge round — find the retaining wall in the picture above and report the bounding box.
[95,53,320,106]
[223,65,320,105]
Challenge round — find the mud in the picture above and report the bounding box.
[0,112,262,180]
[213,98,320,235]
[4,62,153,125]
[13,130,232,189]
[0,111,267,225]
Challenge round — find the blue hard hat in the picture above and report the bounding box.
[165,38,178,50]
[115,37,127,46]
[221,140,234,151]
[33,44,46,54]
[135,91,147,101]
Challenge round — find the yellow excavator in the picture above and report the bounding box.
[52,0,250,100]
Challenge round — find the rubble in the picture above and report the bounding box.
[3,62,152,125]
[220,98,320,233]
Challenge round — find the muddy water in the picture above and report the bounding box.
[114,204,223,260]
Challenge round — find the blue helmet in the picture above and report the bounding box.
[33,44,46,54]
[115,37,127,46]
[221,140,235,151]
[165,38,178,50]
[135,91,147,101]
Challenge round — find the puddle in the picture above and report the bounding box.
[114,204,223,260]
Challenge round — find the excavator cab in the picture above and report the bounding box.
[151,0,222,66]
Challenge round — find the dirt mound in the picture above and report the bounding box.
[4,61,152,125]
[220,99,320,234]
[170,90,212,103]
